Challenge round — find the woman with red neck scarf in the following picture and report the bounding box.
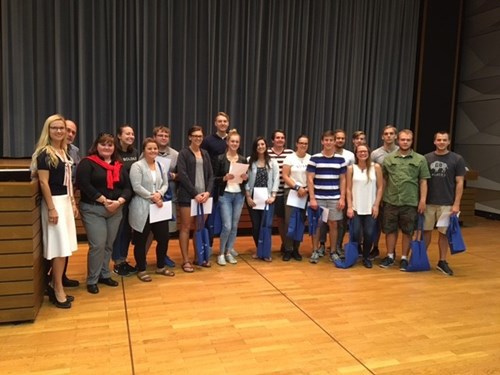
[76,133,132,294]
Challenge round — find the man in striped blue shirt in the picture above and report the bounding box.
[307,130,347,263]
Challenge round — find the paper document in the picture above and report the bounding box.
[436,211,460,227]
[321,207,329,223]
[252,187,269,210]
[150,201,172,223]
[286,189,307,209]
[190,197,213,216]
[228,163,249,184]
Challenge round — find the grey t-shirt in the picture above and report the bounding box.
[425,151,466,205]
[371,145,398,165]
[195,157,205,194]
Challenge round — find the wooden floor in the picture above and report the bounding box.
[1,217,499,375]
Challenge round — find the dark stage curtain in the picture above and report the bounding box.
[1,0,420,157]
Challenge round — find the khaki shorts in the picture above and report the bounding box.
[317,199,343,221]
[424,204,451,234]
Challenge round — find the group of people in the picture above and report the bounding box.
[31,113,465,309]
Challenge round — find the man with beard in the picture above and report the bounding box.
[379,129,430,271]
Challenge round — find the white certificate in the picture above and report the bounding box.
[190,197,213,216]
[437,211,459,227]
[149,201,172,223]
[228,163,249,184]
[321,207,329,223]
[252,187,269,210]
[286,189,307,209]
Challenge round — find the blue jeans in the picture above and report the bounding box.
[218,192,245,254]
[350,212,377,258]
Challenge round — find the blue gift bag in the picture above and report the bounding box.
[407,214,430,272]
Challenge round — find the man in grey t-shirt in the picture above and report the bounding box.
[423,131,466,276]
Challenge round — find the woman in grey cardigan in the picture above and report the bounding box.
[129,138,175,282]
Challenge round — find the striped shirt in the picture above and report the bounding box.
[307,152,347,200]
[268,147,294,196]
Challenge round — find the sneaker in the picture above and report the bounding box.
[309,250,320,264]
[335,248,345,259]
[331,252,341,263]
[368,246,380,260]
[123,262,137,274]
[217,254,226,266]
[379,256,395,268]
[225,253,237,264]
[362,258,373,268]
[228,248,239,257]
[282,251,292,261]
[164,255,176,268]
[437,260,454,276]
[113,262,131,276]
[399,259,408,271]
[317,245,326,257]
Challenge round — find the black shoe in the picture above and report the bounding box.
[47,286,72,308]
[53,298,72,309]
[362,258,373,268]
[437,260,454,276]
[87,284,99,294]
[98,277,119,287]
[122,262,137,274]
[399,259,408,272]
[282,251,292,261]
[62,277,80,287]
[113,263,131,277]
[291,249,302,261]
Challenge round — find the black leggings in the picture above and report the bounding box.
[134,218,170,272]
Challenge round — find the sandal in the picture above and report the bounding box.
[155,267,175,277]
[182,262,194,273]
[252,253,259,259]
[201,261,212,268]
[263,257,273,262]
[137,271,152,282]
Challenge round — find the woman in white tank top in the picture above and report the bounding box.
[346,144,383,268]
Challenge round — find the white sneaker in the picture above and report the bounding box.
[225,253,238,264]
[217,254,226,266]
[228,248,239,257]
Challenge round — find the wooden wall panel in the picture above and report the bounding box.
[0,176,44,323]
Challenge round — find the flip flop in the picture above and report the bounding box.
[155,268,175,277]
[137,271,152,282]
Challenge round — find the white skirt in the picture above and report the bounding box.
[41,194,78,260]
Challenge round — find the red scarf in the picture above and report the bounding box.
[86,155,123,190]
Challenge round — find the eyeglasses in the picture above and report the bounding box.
[191,135,203,138]
[50,126,66,132]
